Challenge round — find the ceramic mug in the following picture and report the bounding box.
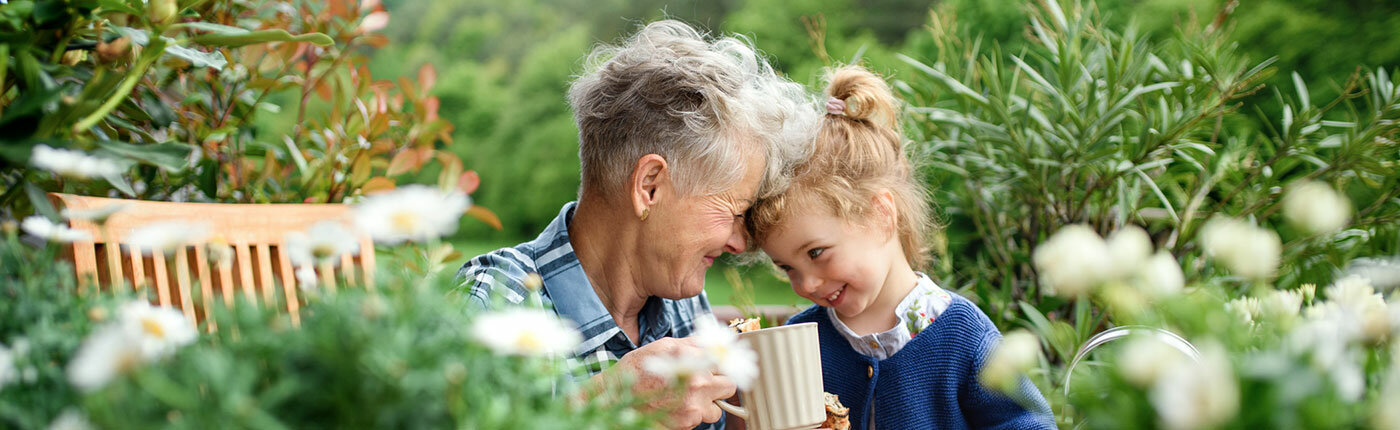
[714,322,825,430]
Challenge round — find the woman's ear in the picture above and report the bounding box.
[630,154,670,220]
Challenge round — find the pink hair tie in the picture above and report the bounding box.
[825,97,846,116]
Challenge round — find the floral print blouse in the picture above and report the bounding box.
[826,272,954,360]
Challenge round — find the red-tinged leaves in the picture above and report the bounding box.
[418,63,437,94]
[424,96,439,122]
[459,170,480,194]
[466,205,503,230]
[397,77,417,104]
[361,177,395,195]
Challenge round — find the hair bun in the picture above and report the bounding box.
[824,66,897,129]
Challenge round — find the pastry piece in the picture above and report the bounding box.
[823,392,850,430]
[728,317,761,333]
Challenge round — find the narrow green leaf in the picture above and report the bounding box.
[95,140,193,172]
[164,44,227,69]
[192,29,334,48]
[24,181,59,220]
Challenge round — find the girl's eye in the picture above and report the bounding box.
[776,264,793,272]
[807,248,825,259]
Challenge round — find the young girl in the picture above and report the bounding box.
[746,66,1054,429]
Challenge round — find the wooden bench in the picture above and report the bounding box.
[49,193,375,326]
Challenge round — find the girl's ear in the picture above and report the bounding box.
[871,189,899,236]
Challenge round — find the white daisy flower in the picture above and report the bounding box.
[295,265,318,290]
[1117,336,1189,387]
[30,145,123,179]
[470,308,582,357]
[353,185,470,245]
[20,216,92,243]
[642,353,713,383]
[691,317,758,390]
[66,324,142,392]
[1135,251,1185,298]
[116,301,197,361]
[61,203,128,224]
[127,221,212,254]
[285,221,359,266]
[1032,225,1112,297]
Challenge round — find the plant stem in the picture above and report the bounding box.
[72,38,169,133]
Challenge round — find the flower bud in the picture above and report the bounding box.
[147,0,178,26]
[96,37,131,63]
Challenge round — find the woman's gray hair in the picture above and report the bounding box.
[569,20,818,200]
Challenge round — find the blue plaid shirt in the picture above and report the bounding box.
[458,202,723,429]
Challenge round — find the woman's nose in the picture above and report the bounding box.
[722,219,747,254]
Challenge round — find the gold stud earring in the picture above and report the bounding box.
[640,208,650,221]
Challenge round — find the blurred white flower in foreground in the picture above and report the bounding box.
[1201,217,1281,280]
[67,301,196,392]
[30,145,123,179]
[1118,336,1190,387]
[471,308,581,357]
[295,265,318,290]
[1150,343,1238,430]
[691,317,758,390]
[980,329,1040,392]
[118,301,197,360]
[642,353,713,382]
[353,185,470,245]
[128,221,212,254]
[1033,225,1111,298]
[47,409,93,430]
[1107,226,1152,280]
[1283,181,1351,235]
[285,221,359,266]
[20,216,91,243]
[0,342,15,391]
[61,203,128,224]
[1135,251,1185,298]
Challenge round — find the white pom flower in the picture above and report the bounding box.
[1135,251,1184,298]
[285,221,360,266]
[20,216,92,243]
[353,185,470,245]
[1118,336,1189,387]
[1226,297,1261,324]
[30,145,123,179]
[691,317,758,390]
[1107,226,1153,280]
[1200,217,1281,280]
[1283,181,1351,235]
[1257,289,1303,325]
[295,265,318,290]
[1150,343,1238,430]
[1033,225,1112,297]
[127,221,212,254]
[471,308,582,357]
[980,329,1040,392]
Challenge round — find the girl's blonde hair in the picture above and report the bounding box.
[747,65,935,270]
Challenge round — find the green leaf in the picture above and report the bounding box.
[164,44,227,69]
[191,29,334,48]
[24,181,59,220]
[95,140,193,172]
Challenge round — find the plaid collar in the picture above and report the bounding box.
[530,202,678,357]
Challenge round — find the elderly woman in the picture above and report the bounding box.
[458,20,817,430]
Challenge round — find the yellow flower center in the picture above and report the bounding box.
[312,243,337,259]
[515,331,544,354]
[141,316,166,339]
[391,212,420,234]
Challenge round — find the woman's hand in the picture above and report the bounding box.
[605,337,738,429]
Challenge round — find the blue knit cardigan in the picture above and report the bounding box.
[787,295,1055,430]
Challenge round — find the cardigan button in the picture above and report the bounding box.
[867,365,873,379]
